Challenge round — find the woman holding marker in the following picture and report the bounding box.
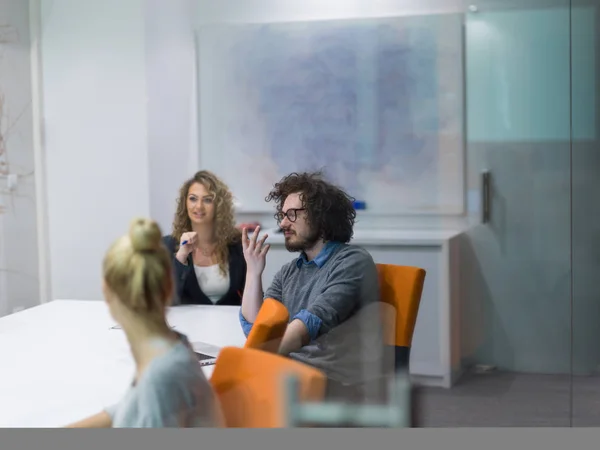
[163,171,247,306]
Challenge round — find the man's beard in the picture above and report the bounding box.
[284,229,320,253]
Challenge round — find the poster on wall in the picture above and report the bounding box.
[196,14,465,215]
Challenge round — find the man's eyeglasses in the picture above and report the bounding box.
[275,208,305,224]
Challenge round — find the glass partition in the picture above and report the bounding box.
[571,0,600,427]
[32,0,598,427]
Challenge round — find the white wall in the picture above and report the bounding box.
[144,0,198,233]
[41,0,150,300]
[0,0,40,316]
[40,0,202,300]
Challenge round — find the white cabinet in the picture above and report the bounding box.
[260,228,463,388]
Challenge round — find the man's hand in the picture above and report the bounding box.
[242,226,270,277]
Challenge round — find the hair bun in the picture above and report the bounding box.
[129,217,162,252]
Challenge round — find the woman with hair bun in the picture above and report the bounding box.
[67,218,224,428]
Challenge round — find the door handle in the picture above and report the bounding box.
[482,170,491,224]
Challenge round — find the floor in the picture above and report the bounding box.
[415,371,600,427]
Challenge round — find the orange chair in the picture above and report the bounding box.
[244,298,289,353]
[376,264,426,371]
[210,346,327,427]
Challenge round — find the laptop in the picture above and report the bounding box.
[191,341,221,367]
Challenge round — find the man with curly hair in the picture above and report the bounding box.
[239,171,388,401]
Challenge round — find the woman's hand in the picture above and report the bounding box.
[175,232,197,265]
[66,410,112,428]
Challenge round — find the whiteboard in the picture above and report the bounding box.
[196,14,465,215]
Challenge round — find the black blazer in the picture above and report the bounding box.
[162,235,246,306]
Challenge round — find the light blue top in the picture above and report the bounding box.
[105,333,223,428]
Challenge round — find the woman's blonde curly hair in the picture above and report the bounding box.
[171,170,240,276]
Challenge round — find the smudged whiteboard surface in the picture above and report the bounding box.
[197,14,464,214]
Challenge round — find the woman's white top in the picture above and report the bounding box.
[193,264,230,303]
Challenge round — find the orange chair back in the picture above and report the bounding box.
[244,298,289,353]
[377,264,425,368]
[210,346,327,428]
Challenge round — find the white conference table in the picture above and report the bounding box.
[0,300,246,428]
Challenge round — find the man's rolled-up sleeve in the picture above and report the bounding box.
[307,249,378,337]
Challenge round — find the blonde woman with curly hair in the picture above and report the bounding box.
[67,218,224,428]
[162,170,246,306]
